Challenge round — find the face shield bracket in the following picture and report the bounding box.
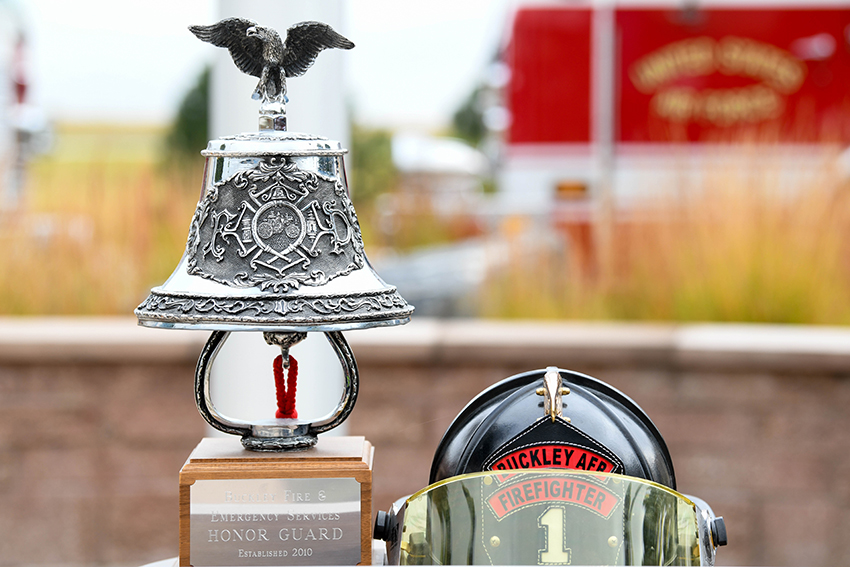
[712,516,728,547]
[688,494,728,567]
[375,496,408,565]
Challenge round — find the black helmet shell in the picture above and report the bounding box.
[430,368,676,489]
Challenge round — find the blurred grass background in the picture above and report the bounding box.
[481,150,850,324]
[0,123,199,314]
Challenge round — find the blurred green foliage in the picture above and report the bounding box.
[350,123,397,206]
[452,85,486,146]
[163,66,210,166]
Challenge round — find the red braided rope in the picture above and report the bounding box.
[273,355,286,418]
[284,356,298,419]
[273,354,298,419]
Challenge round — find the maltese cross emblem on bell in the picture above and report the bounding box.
[135,17,413,451]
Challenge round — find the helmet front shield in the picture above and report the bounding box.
[383,470,722,566]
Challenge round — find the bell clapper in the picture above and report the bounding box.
[263,331,307,368]
[264,332,307,420]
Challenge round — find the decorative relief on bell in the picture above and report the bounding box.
[186,157,365,292]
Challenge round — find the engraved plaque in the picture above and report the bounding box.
[190,478,361,566]
[179,436,374,567]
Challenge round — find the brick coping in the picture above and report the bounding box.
[0,317,848,371]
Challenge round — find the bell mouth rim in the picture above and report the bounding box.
[134,279,414,332]
[135,316,411,333]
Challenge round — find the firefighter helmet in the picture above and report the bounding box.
[375,367,727,566]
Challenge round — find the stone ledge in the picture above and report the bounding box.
[0,317,849,372]
[349,320,850,373]
[0,317,206,364]
[674,323,850,372]
[347,319,677,368]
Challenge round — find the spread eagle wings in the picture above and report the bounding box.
[281,21,355,77]
[189,18,264,77]
[188,17,354,79]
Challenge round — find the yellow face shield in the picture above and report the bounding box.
[381,470,725,566]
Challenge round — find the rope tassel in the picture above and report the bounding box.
[273,354,298,419]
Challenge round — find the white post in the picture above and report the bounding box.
[209,0,350,435]
[591,2,616,283]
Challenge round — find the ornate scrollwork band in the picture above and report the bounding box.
[135,287,412,328]
[186,157,365,292]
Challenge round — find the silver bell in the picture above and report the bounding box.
[136,131,412,331]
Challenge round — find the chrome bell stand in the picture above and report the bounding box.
[195,330,358,450]
[136,19,412,451]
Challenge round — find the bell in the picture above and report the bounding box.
[136,17,412,451]
[135,131,412,332]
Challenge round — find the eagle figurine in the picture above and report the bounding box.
[189,18,354,104]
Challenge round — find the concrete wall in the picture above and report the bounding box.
[0,318,848,566]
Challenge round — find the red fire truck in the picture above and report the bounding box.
[495,2,850,251]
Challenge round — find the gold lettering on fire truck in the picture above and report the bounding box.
[630,36,716,94]
[629,36,806,127]
[652,84,783,126]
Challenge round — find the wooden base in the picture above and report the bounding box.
[179,436,374,566]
